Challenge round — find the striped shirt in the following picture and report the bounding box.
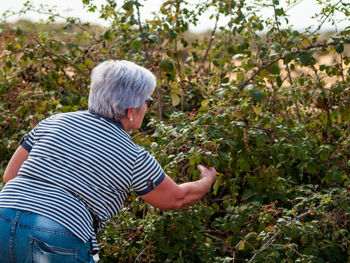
[0,110,165,252]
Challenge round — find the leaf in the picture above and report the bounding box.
[275,8,284,16]
[276,76,283,87]
[268,64,281,74]
[335,44,344,54]
[133,40,141,49]
[320,150,329,161]
[212,176,222,196]
[271,44,282,52]
[238,154,250,171]
[243,84,254,92]
[190,157,196,166]
[169,30,178,39]
[236,240,245,251]
[122,1,133,11]
[251,90,265,102]
[84,58,94,68]
[148,34,159,43]
[232,54,244,60]
[171,93,180,106]
[201,100,209,107]
[172,87,182,95]
[298,52,314,66]
[266,225,275,232]
[160,57,174,73]
[252,106,262,115]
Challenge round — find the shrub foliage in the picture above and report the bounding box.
[1,0,350,262]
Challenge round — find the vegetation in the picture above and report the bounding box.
[1,0,349,262]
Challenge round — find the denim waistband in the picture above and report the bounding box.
[0,207,75,237]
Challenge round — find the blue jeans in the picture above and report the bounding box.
[0,208,95,263]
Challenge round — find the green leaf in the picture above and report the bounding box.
[160,57,174,73]
[148,34,159,43]
[320,150,329,161]
[251,90,265,102]
[169,30,178,40]
[276,76,283,87]
[190,157,196,166]
[275,8,284,16]
[238,154,250,171]
[122,1,133,11]
[171,93,180,106]
[271,44,282,52]
[268,64,280,74]
[7,43,14,51]
[298,52,314,66]
[212,176,222,196]
[103,30,112,40]
[335,44,344,54]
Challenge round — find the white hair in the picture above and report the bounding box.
[88,60,156,120]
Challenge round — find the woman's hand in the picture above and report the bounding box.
[141,164,217,210]
[197,164,217,185]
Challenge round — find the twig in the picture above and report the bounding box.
[172,1,185,111]
[248,204,322,262]
[160,133,185,154]
[45,50,89,77]
[134,246,148,263]
[301,0,342,41]
[272,0,301,123]
[237,42,340,92]
[201,14,219,67]
[136,3,151,63]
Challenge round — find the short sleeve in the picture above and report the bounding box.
[20,128,37,152]
[131,149,165,195]
[19,117,51,152]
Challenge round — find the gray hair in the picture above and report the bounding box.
[88,60,156,120]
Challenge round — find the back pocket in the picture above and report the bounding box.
[30,236,78,263]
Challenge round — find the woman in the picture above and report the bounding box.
[0,60,217,262]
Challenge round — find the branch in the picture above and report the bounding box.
[201,14,219,67]
[272,0,301,123]
[136,2,151,63]
[237,42,340,92]
[32,36,89,78]
[45,51,90,78]
[248,204,322,262]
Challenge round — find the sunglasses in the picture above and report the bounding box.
[145,97,153,108]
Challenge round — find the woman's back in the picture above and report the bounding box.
[0,110,165,252]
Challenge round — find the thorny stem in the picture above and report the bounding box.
[136,2,151,63]
[248,204,323,262]
[173,0,185,111]
[237,41,340,92]
[272,0,301,123]
[201,14,219,68]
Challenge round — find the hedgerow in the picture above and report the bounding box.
[1,0,349,262]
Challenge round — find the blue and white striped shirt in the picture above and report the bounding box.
[0,110,165,252]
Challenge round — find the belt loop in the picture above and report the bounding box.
[10,210,22,263]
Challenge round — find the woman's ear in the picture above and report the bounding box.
[126,108,136,120]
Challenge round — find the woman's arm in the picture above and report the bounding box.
[140,165,217,210]
[3,146,29,183]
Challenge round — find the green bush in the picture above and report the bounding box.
[1,0,349,261]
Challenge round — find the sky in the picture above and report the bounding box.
[0,0,347,33]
